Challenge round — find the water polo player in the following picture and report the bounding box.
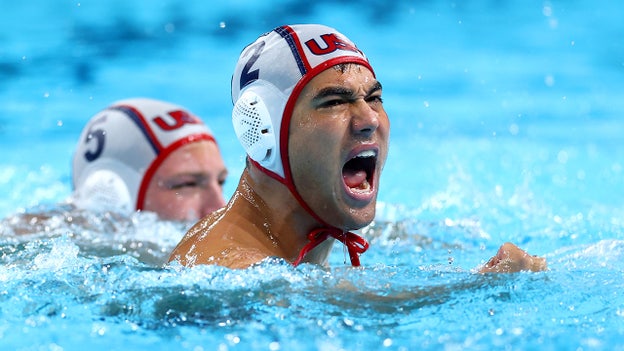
[72,98,227,221]
[169,24,389,267]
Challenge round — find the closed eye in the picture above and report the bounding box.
[163,174,205,190]
[366,95,383,104]
[318,98,348,109]
[365,82,383,106]
[167,180,200,190]
[313,86,352,109]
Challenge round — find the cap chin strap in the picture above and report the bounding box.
[293,227,369,267]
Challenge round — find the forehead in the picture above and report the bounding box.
[302,63,377,94]
[156,140,221,175]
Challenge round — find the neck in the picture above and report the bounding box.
[234,167,330,263]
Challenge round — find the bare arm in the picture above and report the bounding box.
[478,242,547,273]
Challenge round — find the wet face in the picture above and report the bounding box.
[143,140,228,221]
[288,64,389,230]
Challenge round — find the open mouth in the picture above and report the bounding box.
[342,149,377,193]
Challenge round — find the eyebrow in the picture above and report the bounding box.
[312,81,383,102]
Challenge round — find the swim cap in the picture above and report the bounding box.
[231,24,373,181]
[72,98,215,212]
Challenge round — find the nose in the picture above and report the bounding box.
[198,182,226,217]
[351,99,380,137]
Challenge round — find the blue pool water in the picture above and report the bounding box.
[2,1,624,350]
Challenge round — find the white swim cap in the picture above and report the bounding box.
[231,24,373,181]
[72,98,215,212]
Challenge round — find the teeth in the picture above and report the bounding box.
[355,150,376,158]
[357,179,371,191]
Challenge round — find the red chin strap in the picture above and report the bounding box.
[293,227,369,267]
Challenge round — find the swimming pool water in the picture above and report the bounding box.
[1,1,624,350]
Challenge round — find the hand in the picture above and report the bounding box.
[479,242,547,273]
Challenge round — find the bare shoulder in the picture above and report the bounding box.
[209,246,273,269]
[175,210,224,247]
[168,210,225,265]
[168,233,272,269]
[167,208,273,268]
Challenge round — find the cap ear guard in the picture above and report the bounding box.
[233,90,274,163]
[232,80,288,178]
[72,169,133,212]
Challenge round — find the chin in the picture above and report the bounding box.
[339,205,377,231]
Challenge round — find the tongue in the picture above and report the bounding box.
[343,169,367,188]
